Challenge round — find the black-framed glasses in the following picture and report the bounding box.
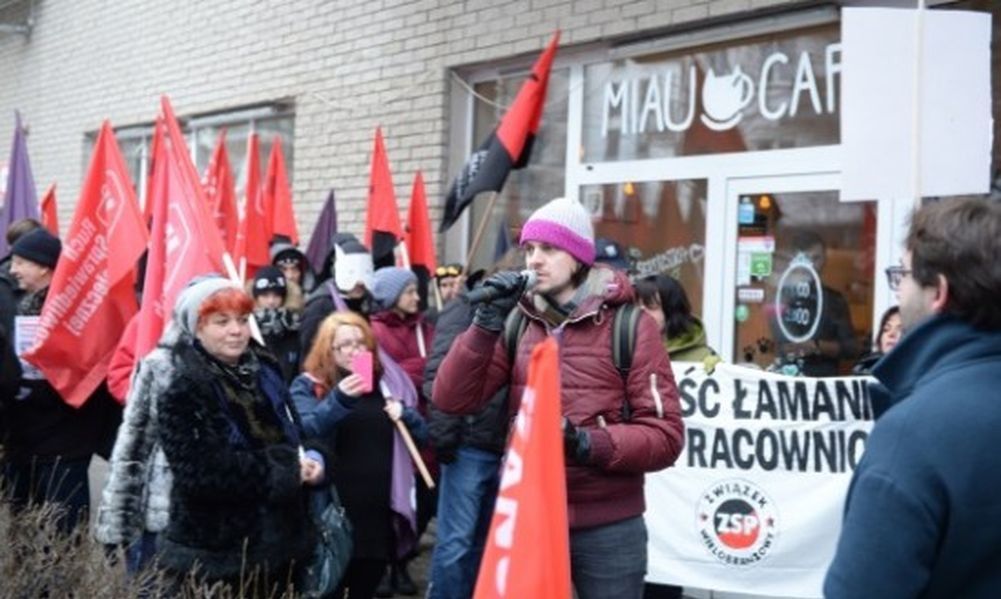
[884,265,912,291]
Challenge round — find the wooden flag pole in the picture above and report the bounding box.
[396,242,427,358]
[381,381,435,489]
[395,419,435,489]
[463,191,500,275]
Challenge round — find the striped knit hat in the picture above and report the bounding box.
[519,197,595,266]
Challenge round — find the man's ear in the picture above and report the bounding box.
[929,273,950,313]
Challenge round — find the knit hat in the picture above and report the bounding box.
[173,275,242,336]
[519,197,595,265]
[372,266,417,311]
[271,242,307,269]
[11,228,61,268]
[252,266,287,299]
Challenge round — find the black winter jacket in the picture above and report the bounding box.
[423,293,510,460]
[157,342,324,580]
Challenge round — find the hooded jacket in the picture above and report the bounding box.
[432,266,684,529]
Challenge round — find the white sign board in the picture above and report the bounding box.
[645,362,875,597]
[841,8,992,201]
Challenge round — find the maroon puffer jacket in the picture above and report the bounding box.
[432,266,684,529]
[370,310,434,394]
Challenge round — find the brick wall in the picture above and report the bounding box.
[0,0,802,241]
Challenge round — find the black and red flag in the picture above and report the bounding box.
[439,31,559,232]
[364,126,404,268]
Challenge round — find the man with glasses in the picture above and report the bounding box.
[825,198,1001,598]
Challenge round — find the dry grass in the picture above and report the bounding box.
[0,490,300,598]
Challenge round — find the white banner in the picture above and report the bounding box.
[645,363,875,598]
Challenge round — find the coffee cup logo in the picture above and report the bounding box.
[700,66,754,131]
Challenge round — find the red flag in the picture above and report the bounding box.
[404,171,436,272]
[234,132,268,278]
[264,135,298,245]
[363,127,403,266]
[441,32,560,232]
[134,97,227,359]
[40,183,58,234]
[24,122,148,407]
[202,129,239,253]
[474,338,571,598]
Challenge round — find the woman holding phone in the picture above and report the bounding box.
[291,311,427,599]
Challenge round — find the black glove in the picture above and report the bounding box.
[561,417,591,465]
[471,271,527,332]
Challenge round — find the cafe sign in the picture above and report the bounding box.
[601,42,841,137]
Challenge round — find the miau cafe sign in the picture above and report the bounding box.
[601,43,841,136]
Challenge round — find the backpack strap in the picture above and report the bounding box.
[611,303,641,421]
[502,309,528,367]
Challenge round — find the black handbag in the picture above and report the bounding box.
[299,485,353,598]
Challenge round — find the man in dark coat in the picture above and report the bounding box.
[825,198,1001,598]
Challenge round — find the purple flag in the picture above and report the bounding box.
[305,189,337,274]
[0,112,39,256]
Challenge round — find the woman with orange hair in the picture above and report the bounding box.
[156,279,327,593]
[292,311,427,599]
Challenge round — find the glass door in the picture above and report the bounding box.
[722,176,878,376]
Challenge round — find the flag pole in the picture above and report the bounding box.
[381,381,435,489]
[911,0,926,210]
[223,251,264,345]
[463,191,500,275]
[395,242,427,358]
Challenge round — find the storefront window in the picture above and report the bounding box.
[581,179,707,316]
[466,69,569,271]
[732,191,875,376]
[582,25,840,162]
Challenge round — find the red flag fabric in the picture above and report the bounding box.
[134,97,228,359]
[473,337,571,599]
[363,127,403,265]
[234,132,268,278]
[440,31,560,232]
[202,129,239,253]
[264,135,298,245]
[40,183,58,234]
[404,171,436,272]
[24,121,148,407]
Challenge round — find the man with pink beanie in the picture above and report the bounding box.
[432,197,684,598]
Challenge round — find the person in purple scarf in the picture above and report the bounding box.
[292,310,427,599]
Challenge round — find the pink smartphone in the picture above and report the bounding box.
[351,350,373,393]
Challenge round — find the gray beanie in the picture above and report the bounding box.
[172,275,243,336]
[372,266,417,311]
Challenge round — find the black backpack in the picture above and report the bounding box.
[502,303,642,420]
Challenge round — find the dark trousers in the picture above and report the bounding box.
[335,557,388,599]
[570,516,648,599]
[2,456,90,533]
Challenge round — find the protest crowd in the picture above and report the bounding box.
[2,24,1001,599]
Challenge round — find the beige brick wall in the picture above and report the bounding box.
[0,0,802,242]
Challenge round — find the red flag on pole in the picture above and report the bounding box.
[24,121,148,407]
[234,132,268,278]
[134,97,228,360]
[363,127,403,267]
[202,129,239,253]
[473,337,571,599]
[40,183,58,234]
[264,135,298,245]
[440,32,560,232]
[405,170,436,272]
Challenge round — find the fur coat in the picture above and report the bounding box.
[94,345,175,545]
[156,341,322,580]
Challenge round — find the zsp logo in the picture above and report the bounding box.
[696,479,778,566]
